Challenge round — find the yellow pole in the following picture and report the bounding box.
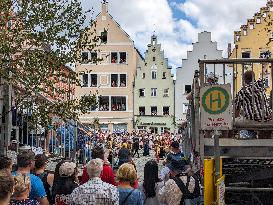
[204,158,215,205]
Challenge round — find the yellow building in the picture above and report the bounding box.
[75,2,143,133]
[230,1,273,95]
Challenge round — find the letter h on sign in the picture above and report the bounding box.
[209,92,221,109]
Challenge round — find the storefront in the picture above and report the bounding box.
[136,119,174,134]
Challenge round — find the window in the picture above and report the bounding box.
[111,52,127,64]
[163,88,169,97]
[153,57,156,61]
[249,24,254,30]
[151,106,157,115]
[151,88,157,97]
[99,96,109,111]
[260,51,272,59]
[120,74,127,87]
[119,52,127,64]
[185,85,192,94]
[91,52,97,63]
[243,30,247,36]
[261,74,270,87]
[101,30,108,43]
[81,73,89,87]
[111,74,118,87]
[90,74,97,87]
[111,96,126,111]
[111,52,118,63]
[183,103,189,114]
[152,71,157,79]
[256,17,261,24]
[139,107,145,115]
[163,107,170,115]
[163,72,166,79]
[81,52,89,64]
[139,89,145,97]
[242,51,251,58]
[142,73,145,79]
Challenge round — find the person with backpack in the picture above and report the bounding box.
[158,158,201,205]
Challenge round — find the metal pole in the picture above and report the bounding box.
[214,130,221,180]
[68,124,71,159]
[0,80,12,156]
[73,121,78,162]
[51,129,53,154]
[63,125,66,158]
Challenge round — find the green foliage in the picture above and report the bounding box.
[0,0,98,126]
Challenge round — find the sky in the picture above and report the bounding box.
[81,0,267,71]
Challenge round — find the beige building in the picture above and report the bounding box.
[230,1,273,95]
[75,2,143,133]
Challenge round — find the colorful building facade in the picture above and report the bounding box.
[75,2,142,133]
[134,35,175,134]
[230,1,273,95]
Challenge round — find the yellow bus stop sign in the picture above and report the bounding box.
[202,87,230,115]
[200,84,232,130]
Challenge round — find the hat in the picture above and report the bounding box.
[59,162,77,177]
[166,152,187,173]
[171,141,179,149]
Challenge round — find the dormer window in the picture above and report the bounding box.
[100,30,108,43]
[249,24,254,30]
[257,17,261,24]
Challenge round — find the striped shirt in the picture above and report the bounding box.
[235,79,272,121]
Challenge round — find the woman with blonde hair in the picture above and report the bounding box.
[117,163,144,205]
[10,174,40,205]
[0,170,14,205]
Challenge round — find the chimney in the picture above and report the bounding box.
[102,1,108,14]
[228,43,231,58]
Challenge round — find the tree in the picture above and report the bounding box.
[0,0,99,127]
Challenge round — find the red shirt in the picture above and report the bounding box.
[81,164,116,186]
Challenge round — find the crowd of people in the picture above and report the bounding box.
[0,131,201,205]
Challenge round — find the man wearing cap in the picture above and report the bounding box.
[12,151,49,205]
[160,141,185,181]
[158,160,201,205]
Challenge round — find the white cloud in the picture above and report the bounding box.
[81,0,268,69]
[177,0,267,55]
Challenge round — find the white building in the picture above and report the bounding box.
[175,32,223,128]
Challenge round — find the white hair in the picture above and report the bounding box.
[87,158,103,178]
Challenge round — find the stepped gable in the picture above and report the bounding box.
[233,1,273,44]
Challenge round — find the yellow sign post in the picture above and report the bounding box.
[216,175,225,205]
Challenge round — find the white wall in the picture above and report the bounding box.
[175,31,223,125]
